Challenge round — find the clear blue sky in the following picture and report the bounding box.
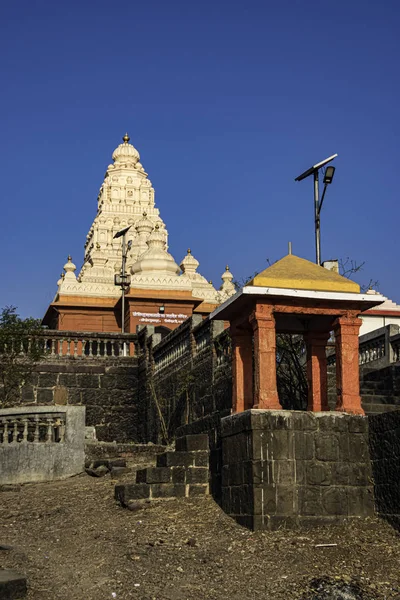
[1,0,399,318]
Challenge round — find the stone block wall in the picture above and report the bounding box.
[221,410,374,530]
[20,358,139,443]
[369,409,400,529]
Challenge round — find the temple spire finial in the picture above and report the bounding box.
[123,133,130,143]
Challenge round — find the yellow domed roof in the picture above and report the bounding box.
[248,254,360,293]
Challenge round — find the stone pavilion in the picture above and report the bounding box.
[211,253,385,415]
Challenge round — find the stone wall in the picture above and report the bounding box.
[21,358,139,443]
[0,405,85,484]
[369,409,400,529]
[220,410,374,530]
[138,318,232,444]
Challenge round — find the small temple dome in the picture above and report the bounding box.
[112,133,140,165]
[180,248,200,274]
[63,256,77,282]
[136,212,154,235]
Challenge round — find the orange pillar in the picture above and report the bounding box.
[231,328,253,413]
[333,316,364,415]
[305,332,330,412]
[250,306,281,410]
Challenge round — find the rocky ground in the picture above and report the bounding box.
[0,473,400,600]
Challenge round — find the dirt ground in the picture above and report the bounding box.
[1,473,400,600]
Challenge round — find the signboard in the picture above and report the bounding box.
[132,311,188,325]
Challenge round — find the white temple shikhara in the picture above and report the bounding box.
[44,134,235,333]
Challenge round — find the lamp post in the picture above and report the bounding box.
[295,154,337,266]
[113,225,132,353]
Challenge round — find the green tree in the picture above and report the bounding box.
[0,306,44,407]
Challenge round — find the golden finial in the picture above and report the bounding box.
[123,133,130,143]
[209,280,213,285]
[225,265,229,271]
[67,255,72,261]
[187,248,191,254]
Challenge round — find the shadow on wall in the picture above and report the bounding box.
[369,409,400,531]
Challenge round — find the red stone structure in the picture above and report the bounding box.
[211,254,385,416]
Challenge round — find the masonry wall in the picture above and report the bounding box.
[220,410,374,530]
[369,409,400,529]
[138,318,232,444]
[20,358,139,443]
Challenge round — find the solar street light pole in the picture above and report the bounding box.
[295,154,337,266]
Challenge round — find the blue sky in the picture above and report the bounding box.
[0,0,399,318]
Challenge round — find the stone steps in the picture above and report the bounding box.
[0,570,27,599]
[115,434,209,507]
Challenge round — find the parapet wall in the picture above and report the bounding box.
[0,405,85,484]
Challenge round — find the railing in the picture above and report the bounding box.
[0,406,85,485]
[152,319,194,374]
[328,324,400,368]
[1,330,138,358]
[359,335,386,365]
[149,317,226,375]
[0,412,65,444]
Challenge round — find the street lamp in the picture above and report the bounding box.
[295,154,337,266]
[113,225,131,339]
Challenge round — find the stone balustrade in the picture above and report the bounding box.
[0,412,65,444]
[0,406,85,484]
[327,324,400,369]
[3,330,137,358]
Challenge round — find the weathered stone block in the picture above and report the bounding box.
[36,388,53,404]
[321,487,348,515]
[58,373,77,387]
[291,411,318,431]
[67,389,82,405]
[150,483,186,498]
[175,434,209,451]
[254,485,276,515]
[348,416,368,433]
[38,373,58,387]
[194,451,209,467]
[331,463,350,486]
[186,467,208,484]
[317,414,349,432]
[298,487,322,515]
[306,462,332,486]
[77,374,100,389]
[188,484,209,496]
[349,434,369,462]
[156,451,194,468]
[136,467,171,484]
[0,569,27,599]
[276,485,295,515]
[115,483,150,505]
[293,431,314,460]
[54,386,68,405]
[315,433,339,461]
[347,486,374,516]
[276,460,295,484]
[21,386,35,403]
[171,467,186,483]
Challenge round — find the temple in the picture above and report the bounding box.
[43,134,236,334]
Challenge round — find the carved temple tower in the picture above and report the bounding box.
[43,134,235,334]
